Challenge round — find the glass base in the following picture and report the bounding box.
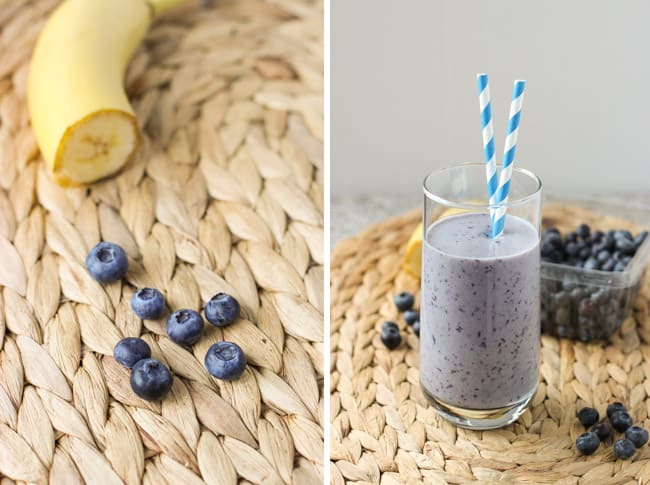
[421,385,536,430]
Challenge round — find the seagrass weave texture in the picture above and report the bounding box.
[331,207,650,484]
[0,0,323,483]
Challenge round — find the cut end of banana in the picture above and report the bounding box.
[53,110,140,186]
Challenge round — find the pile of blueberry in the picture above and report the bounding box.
[380,291,420,349]
[540,224,648,341]
[86,241,247,401]
[575,402,648,459]
[541,224,647,271]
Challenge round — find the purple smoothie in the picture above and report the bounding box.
[420,212,540,410]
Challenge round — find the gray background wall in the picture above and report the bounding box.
[332,1,650,201]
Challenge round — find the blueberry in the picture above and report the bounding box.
[583,258,599,270]
[545,232,563,249]
[113,337,151,368]
[549,250,564,263]
[85,242,128,283]
[130,358,173,401]
[613,438,636,459]
[625,426,649,448]
[634,231,648,249]
[577,407,599,427]
[578,247,591,260]
[591,421,612,440]
[166,309,204,346]
[616,238,635,255]
[204,293,240,327]
[577,224,590,239]
[204,341,246,380]
[614,262,627,272]
[592,230,604,242]
[565,242,579,257]
[394,292,415,312]
[381,321,401,349]
[596,250,610,264]
[541,241,555,257]
[404,310,419,325]
[610,411,633,432]
[544,227,560,237]
[412,321,420,337]
[615,230,633,241]
[131,288,165,320]
[575,431,600,455]
[603,235,616,251]
[601,259,616,272]
[565,231,578,243]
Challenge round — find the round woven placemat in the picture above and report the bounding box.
[0,0,323,483]
[330,207,650,484]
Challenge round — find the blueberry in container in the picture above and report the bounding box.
[540,199,650,341]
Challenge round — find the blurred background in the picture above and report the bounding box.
[331,0,650,243]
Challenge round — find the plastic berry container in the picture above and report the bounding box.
[540,197,650,341]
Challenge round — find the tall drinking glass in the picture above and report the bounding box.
[420,163,542,429]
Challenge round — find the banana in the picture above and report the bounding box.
[28,0,186,186]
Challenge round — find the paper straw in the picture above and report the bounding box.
[477,74,499,212]
[492,79,526,238]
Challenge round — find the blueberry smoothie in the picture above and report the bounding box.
[420,212,540,411]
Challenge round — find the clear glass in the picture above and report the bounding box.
[420,163,542,429]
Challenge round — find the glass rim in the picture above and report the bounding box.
[422,162,542,210]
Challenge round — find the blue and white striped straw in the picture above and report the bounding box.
[477,74,499,212]
[492,80,526,238]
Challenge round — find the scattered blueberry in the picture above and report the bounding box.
[130,358,173,401]
[131,288,165,320]
[625,426,649,448]
[575,431,600,455]
[577,407,599,427]
[204,341,246,380]
[613,438,636,459]
[591,422,612,441]
[404,310,419,325]
[166,309,204,346]
[380,321,401,349]
[412,321,420,337]
[85,242,128,283]
[113,337,151,369]
[607,402,627,418]
[394,292,415,312]
[610,411,633,432]
[204,293,241,327]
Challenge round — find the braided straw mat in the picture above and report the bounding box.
[331,206,650,484]
[0,0,323,483]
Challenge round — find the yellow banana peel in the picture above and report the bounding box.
[28,0,186,185]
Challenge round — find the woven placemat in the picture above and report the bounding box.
[0,0,323,483]
[330,207,650,484]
